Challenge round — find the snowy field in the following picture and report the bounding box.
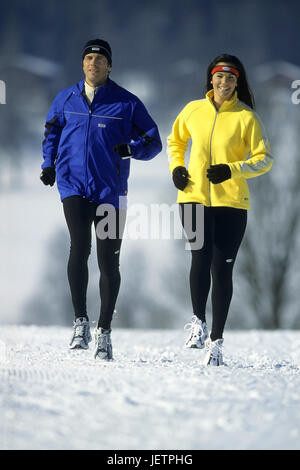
[1,326,300,450]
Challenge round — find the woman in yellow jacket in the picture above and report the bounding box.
[168,54,273,366]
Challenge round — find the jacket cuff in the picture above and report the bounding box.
[228,162,242,178]
[42,158,55,169]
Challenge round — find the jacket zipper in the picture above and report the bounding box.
[81,91,122,198]
[209,109,218,206]
[86,109,92,194]
[82,94,92,196]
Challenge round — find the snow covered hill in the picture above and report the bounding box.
[1,326,300,450]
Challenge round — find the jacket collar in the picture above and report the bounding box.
[74,78,114,98]
[206,89,238,111]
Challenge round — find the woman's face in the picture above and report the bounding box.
[211,62,237,102]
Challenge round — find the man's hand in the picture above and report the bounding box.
[207,164,231,184]
[40,166,56,186]
[113,143,132,159]
[172,166,190,191]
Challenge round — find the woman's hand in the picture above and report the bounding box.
[207,164,231,184]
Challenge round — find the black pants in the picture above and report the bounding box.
[62,196,126,330]
[180,203,247,341]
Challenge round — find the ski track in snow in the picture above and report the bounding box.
[0,326,300,450]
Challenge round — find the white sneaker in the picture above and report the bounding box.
[94,328,113,360]
[69,317,92,350]
[184,315,208,349]
[203,338,224,366]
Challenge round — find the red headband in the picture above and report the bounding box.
[211,65,239,78]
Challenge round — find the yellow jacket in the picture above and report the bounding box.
[167,90,273,210]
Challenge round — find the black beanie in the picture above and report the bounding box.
[82,39,112,66]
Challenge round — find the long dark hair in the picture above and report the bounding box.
[206,54,255,109]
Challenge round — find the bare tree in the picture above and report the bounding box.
[232,68,300,329]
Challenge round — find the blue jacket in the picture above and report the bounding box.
[42,78,162,206]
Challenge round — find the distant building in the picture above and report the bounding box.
[254,60,300,87]
[252,60,300,110]
[0,54,63,158]
[0,53,62,102]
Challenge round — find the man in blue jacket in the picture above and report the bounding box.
[40,38,162,360]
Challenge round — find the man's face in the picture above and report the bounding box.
[83,53,111,87]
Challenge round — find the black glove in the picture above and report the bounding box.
[40,166,56,186]
[172,166,189,191]
[113,143,132,159]
[207,164,231,184]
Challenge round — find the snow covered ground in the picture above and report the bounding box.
[1,326,300,450]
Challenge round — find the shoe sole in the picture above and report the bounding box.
[69,335,92,350]
[94,348,113,360]
[185,342,205,349]
[204,362,223,366]
[94,353,113,360]
[203,356,223,366]
[69,342,89,350]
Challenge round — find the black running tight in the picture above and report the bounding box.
[62,196,126,330]
[180,203,247,341]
